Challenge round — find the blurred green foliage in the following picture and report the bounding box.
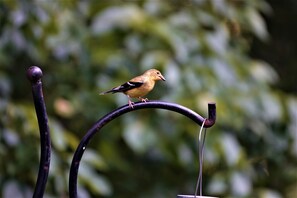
[0,0,296,198]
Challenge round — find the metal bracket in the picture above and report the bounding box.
[27,66,216,198]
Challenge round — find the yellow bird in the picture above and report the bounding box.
[100,69,166,108]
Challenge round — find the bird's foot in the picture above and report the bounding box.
[128,100,134,109]
[139,97,148,103]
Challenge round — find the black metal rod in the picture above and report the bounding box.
[27,66,51,198]
[69,101,216,198]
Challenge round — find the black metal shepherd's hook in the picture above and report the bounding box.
[68,103,216,198]
[27,66,216,198]
[27,66,51,198]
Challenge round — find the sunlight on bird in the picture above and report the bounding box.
[100,69,166,108]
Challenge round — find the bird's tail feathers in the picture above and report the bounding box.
[100,89,116,95]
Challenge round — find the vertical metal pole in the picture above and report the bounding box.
[27,66,51,198]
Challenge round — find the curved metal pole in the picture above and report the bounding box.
[27,66,51,198]
[69,101,216,198]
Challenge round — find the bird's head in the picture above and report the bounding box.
[144,69,166,81]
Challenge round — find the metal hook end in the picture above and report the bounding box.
[204,102,216,128]
[27,66,43,84]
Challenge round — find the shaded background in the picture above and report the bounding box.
[0,0,296,198]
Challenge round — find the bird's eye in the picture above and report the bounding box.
[156,72,160,75]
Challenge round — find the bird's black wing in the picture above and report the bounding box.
[101,81,143,94]
[115,81,143,92]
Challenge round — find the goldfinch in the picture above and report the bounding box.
[100,69,166,108]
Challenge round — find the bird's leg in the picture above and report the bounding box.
[127,96,134,108]
[128,100,134,108]
[138,97,148,103]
